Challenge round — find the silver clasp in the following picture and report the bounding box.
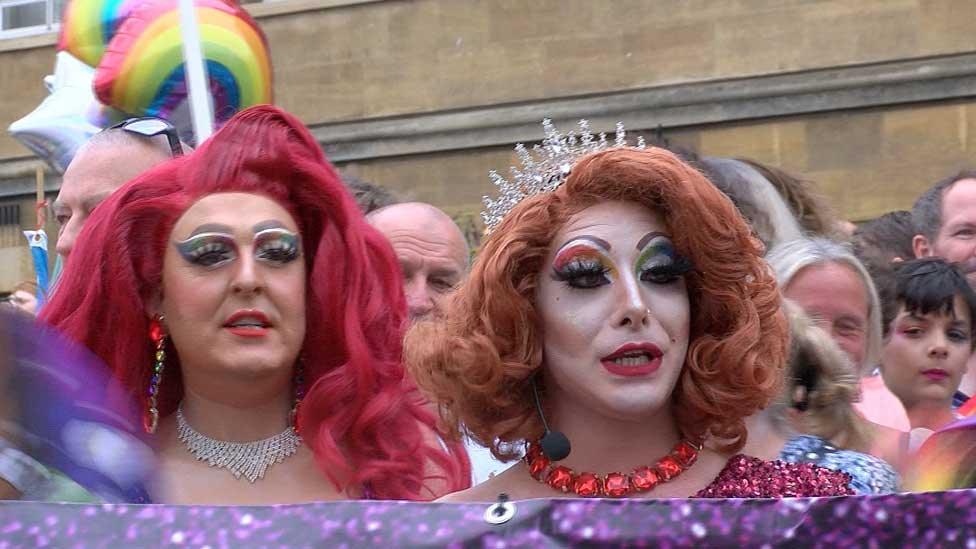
[483,493,516,525]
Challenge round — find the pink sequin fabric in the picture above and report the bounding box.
[694,455,855,498]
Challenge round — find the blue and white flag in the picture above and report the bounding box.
[22,229,49,308]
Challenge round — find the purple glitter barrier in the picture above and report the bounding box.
[0,492,973,548]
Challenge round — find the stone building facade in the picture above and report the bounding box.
[1,0,976,289]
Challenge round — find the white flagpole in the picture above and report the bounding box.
[177,0,214,143]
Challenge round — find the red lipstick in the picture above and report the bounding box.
[223,309,272,338]
[601,343,663,377]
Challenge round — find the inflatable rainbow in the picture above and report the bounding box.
[58,0,141,67]
[93,0,272,126]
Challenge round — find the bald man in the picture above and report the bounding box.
[368,202,469,321]
[53,128,177,258]
[370,202,512,484]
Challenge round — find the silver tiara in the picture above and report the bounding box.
[481,118,645,233]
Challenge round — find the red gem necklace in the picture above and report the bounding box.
[524,439,701,497]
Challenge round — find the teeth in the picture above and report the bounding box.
[612,355,650,366]
[230,319,266,328]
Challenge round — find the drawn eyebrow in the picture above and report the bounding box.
[186,223,233,238]
[253,220,288,233]
[556,235,612,254]
[636,231,670,251]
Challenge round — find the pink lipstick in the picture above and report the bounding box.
[921,369,949,382]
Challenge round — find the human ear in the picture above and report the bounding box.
[912,234,932,259]
[145,287,164,320]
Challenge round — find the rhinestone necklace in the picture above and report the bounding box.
[524,439,700,497]
[176,406,302,483]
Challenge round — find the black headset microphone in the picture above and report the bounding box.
[531,377,571,461]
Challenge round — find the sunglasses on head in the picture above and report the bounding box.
[108,117,184,157]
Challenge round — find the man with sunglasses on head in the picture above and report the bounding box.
[0,118,184,501]
[52,117,185,259]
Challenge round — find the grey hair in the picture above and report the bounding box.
[766,237,883,375]
[699,157,804,250]
[341,174,399,215]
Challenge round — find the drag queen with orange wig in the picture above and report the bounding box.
[41,106,468,503]
[407,121,852,500]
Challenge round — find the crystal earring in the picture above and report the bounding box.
[145,315,167,434]
[289,357,305,434]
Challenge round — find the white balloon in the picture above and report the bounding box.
[8,52,124,174]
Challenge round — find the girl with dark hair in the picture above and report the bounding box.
[407,122,852,501]
[40,105,468,503]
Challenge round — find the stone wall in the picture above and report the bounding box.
[2,0,976,287]
[262,0,976,123]
[338,99,976,226]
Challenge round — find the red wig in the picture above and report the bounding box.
[406,147,788,458]
[41,105,468,499]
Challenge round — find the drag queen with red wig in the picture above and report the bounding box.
[407,121,853,500]
[41,105,468,503]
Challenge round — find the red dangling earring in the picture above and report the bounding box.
[145,315,167,434]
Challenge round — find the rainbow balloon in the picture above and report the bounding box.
[908,416,976,491]
[58,0,141,67]
[93,0,272,127]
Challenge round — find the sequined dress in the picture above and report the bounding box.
[778,435,899,495]
[694,454,855,498]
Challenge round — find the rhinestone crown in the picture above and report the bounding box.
[480,119,645,233]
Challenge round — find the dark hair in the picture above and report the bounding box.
[878,258,976,346]
[911,170,976,241]
[341,174,398,214]
[852,211,915,277]
[738,158,840,238]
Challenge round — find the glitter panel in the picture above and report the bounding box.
[0,491,973,548]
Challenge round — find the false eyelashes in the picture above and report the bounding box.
[176,233,236,267]
[635,239,692,283]
[175,228,302,268]
[638,255,693,284]
[552,256,613,289]
[550,238,693,289]
[254,229,302,264]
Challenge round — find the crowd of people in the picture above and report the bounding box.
[1,104,975,506]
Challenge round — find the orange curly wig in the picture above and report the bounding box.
[405,146,787,460]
